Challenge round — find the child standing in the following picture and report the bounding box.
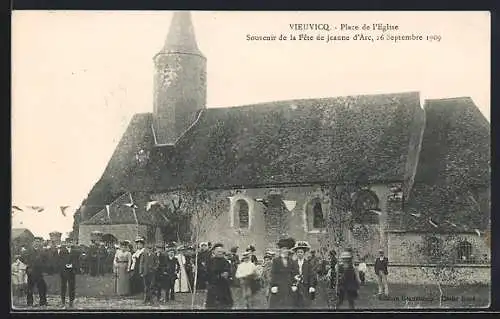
[12,255,28,306]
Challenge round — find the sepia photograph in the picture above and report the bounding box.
[11,10,490,311]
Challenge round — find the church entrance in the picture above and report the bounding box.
[264,194,290,244]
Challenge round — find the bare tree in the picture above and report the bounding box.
[418,234,460,308]
[158,188,228,309]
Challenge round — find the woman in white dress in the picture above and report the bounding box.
[174,250,191,293]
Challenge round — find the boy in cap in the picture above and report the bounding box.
[163,245,180,301]
[374,249,389,296]
[12,254,28,306]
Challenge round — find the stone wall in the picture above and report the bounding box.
[387,232,491,264]
[363,264,490,285]
[152,183,391,258]
[78,224,149,246]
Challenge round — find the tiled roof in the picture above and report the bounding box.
[106,92,422,193]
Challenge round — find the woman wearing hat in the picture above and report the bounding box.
[260,249,275,302]
[290,241,317,309]
[334,250,361,309]
[113,241,132,296]
[246,245,258,265]
[129,236,146,295]
[269,238,299,309]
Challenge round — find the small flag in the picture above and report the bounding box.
[12,206,24,212]
[369,209,382,215]
[146,201,159,211]
[28,206,44,212]
[60,206,70,217]
[283,200,297,212]
[474,229,481,237]
[410,213,421,218]
[105,205,111,220]
[445,220,457,227]
[428,218,438,228]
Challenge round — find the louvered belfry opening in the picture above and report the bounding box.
[264,194,289,244]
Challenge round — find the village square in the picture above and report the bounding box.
[11,11,490,311]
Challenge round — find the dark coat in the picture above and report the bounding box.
[139,249,159,276]
[205,256,233,309]
[374,257,389,275]
[294,258,318,308]
[21,248,48,277]
[269,257,299,309]
[56,247,80,273]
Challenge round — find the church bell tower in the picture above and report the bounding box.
[152,11,207,146]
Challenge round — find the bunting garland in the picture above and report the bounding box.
[60,206,70,217]
[11,194,488,238]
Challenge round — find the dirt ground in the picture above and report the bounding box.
[11,274,491,310]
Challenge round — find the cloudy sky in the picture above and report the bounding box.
[11,11,490,239]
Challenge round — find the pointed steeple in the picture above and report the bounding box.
[161,11,203,56]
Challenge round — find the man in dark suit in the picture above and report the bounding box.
[374,249,389,296]
[139,242,159,305]
[22,237,48,307]
[291,241,318,309]
[57,239,80,308]
[164,246,180,301]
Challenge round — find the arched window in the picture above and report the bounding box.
[306,198,325,232]
[313,202,325,229]
[425,236,442,263]
[457,241,473,263]
[237,199,249,229]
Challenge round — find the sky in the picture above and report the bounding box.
[11,11,490,239]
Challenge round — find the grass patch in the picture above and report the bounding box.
[12,274,490,310]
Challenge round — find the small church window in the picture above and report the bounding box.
[456,240,473,263]
[237,199,249,229]
[425,236,442,263]
[306,198,325,232]
[313,202,325,229]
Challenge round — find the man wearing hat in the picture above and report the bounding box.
[374,249,389,297]
[205,243,233,309]
[197,242,210,290]
[335,250,361,309]
[56,238,80,308]
[228,246,240,287]
[291,241,317,309]
[269,238,299,309]
[139,241,159,305]
[22,236,48,307]
[183,245,196,291]
[154,243,167,302]
[162,244,180,301]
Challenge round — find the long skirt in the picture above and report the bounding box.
[115,264,130,296]
[174,254,190,293]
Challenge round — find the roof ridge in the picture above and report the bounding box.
[205,91,421,110]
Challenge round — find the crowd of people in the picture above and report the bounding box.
[11,235,391,310]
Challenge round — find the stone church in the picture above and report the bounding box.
[76,12,490,283]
